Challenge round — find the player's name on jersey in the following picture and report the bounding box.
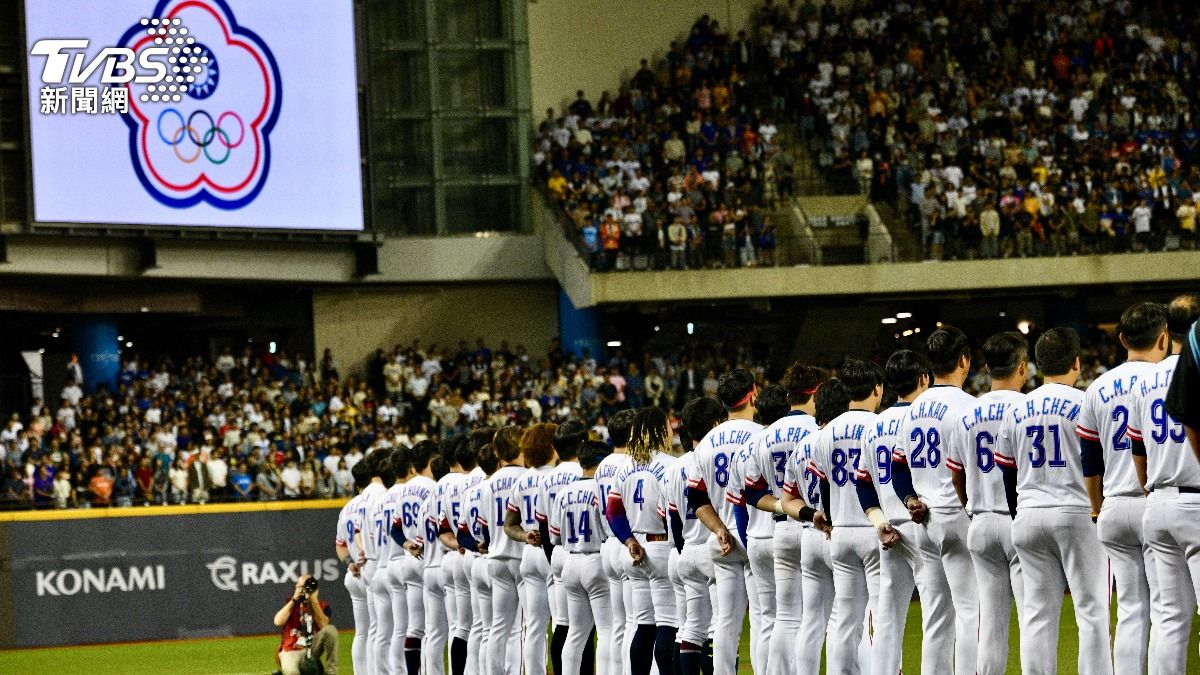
[709,429,755,446]
[832,422,868,442]
[872,416,903,438]
[762,426,814,448]
[910,400,951,421]
[1137,370,1174,396]
[960,402,1010,431]
[560,487,597,507]
[1097,375,1143,403]
[1011,396,1081,423]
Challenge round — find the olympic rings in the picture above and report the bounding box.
[155,108,246,165]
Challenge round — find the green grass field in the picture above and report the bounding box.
[2,599,1199,674]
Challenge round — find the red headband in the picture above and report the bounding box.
[731,384,757,409]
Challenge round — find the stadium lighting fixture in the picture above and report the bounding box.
[936,321,944,327]
[687,323,695,335]
[269,341,277,354]
[607,340,622,348]
[881,317,897,325]
[894,333,900,339]
[38,348,45,354]
[999,311,1007,317]
[914,327,921,333]
[139,306,149,313]
[51,332,59,338]
[903,329,914,337]
[117,335,124,341]
[1017,321,1032,335]
[125,341,133,348]
[654,325,661,332]
[896,312,912,319]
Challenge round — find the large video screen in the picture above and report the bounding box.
[24,0,364,231]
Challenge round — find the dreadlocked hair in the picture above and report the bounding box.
[628,407,670,465]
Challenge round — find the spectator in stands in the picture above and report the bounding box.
[231,462,255,501]
[189,449,213,504]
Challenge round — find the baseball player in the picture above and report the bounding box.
[382,448,412,675]
[946,333,1028,675]
[504,425,556,675]
[687,369,763,675]
[334,461,373,675]
[893,326,979,675]
[743,365,824,675]
[996,327,1114,675]
[396,441,440,675]
[539,421,588,675]
[443,430,490,675]
[421,452,453,675]
[728,384,790,674]
[1079,302,1168,675]
[364,448,401,675]
[1134,294,1200,673]
[672,397,726,675]
[856,350,930,675]
[357,450,389,675]
[607,406,679,675]
[596,409,637,675]
[781,379,845,675]
[484,425,529,675]
[807,360,883,675]
[550,439,615,675]
[457,441,500,675]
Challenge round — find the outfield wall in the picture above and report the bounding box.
[0,501,349,648]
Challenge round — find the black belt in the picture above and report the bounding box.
[773,514,787,523]
[1151,486,1200,493]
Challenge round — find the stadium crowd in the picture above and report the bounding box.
[0,337,773,510]
[0,322,1133,511]
[541,0,1200,267]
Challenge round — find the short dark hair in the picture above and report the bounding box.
[1035,327,1081,376]
[1168,294,1200,340]
[680,397,727,450]
[476,443,500,474]
[717,369,756,410]
[926,326,971,376]
[839,359,882,402]
[1119,302,1167,351]
[608,409,638,448]
[815,379,851,426]
[982,331,1029,380]
[351,460,371,490]
[782,363,825,406]
[430,455,450,481]
[520,423,558,467]
[553,419,588,460]
[755,385,790,426]
[578,440,611,470]
[388,446,410,481]
[454,435,477,470]
[885,350,929,398]
[409,439,439,473]
[469,428,496,453]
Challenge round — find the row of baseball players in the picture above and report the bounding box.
[333,293,1200,675]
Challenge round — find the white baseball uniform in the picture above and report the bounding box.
[538,460,583,632]
[512,464,552,675]
[336,492,370,675]
[435,471,464,644]
[688,418,762,675]
[421,477,450,675]
[809,408,880,675]
[596,452,632,675]
[359,480,387,675]
[670,451,714,649]
[727,434,773,674]
[996,383,1114,675]
[398,474,436,669]
[613,451,678,631]
[550,477,613,675]
[744,410,818,675]
[862,402,932,675]
[898,384,979,675]
[783,432,833,675]
[484,464,526,675]
[458,472,490,674]
[946,390,1025,675]
[1078,360,1161,675]
[367,480,402,675]
[1131,354,1200,674]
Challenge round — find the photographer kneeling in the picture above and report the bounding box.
[273,575,339,675]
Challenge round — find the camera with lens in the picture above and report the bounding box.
[303,578,319,593]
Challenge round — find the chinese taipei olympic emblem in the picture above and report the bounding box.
[117,0,281,210]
